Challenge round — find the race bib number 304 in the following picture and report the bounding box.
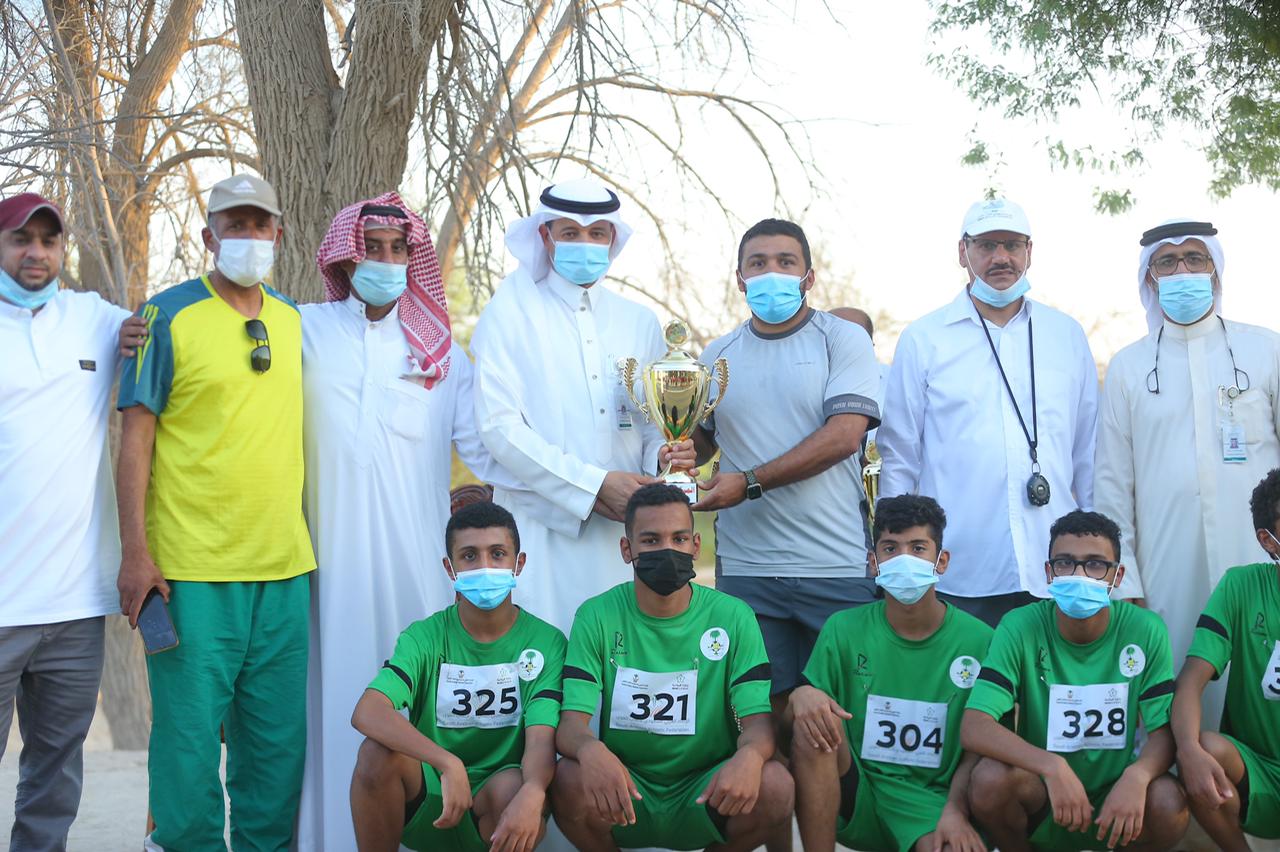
[860,695,947,769]
[436,662,522,729]
[1047,682,1128,753]
[609,666,697,735]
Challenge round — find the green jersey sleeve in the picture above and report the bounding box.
[1187,571,1238,677]
[562,601,605,716]
[800,614,842,699]
[118,301,175,414]
[727,603,772,718]
[966,615,1022,721]
[523,625,568,728]
[1135,610,1176,729]
[368,623,431,710]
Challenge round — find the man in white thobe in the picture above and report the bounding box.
[471,178,691,635]
[878,199,1099,627]
[1095,219,1280,734]
[296,193,492,851]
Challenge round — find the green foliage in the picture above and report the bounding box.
[928,1,1280,206]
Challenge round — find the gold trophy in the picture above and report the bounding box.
[862,439,881,524]
[622,320,729,502]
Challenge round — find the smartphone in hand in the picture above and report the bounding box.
[137,589,179,654]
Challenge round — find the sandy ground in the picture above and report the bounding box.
[1,705,815,851]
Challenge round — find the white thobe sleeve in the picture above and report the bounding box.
[1070,329,1100,509]
[878,328,924,498]
[639,320,668,475]
[471,312,608,523]
[445,346,501,483]
[1094,365,1145,599]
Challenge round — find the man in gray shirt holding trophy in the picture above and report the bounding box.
[693,218,882,721]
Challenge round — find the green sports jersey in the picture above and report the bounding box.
[368,605,567,786]
[967,600,1174,794]
[803,601,994,793]
[1187,562,1280,762]
[562,582,772,787]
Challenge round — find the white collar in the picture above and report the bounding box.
[545,269,600,310]
[341,292,400,325]
[942,286,1030,327]
[1162,311,1221,341]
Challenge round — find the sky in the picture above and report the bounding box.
[587,1,1278,366]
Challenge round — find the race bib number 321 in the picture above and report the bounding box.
[609,666,697,735]
[860,695,946,769]
[436,662,522,729]
[1047,682,1128,752]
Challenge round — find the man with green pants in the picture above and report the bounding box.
[117,174,315,850]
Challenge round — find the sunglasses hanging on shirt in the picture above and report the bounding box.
[978,310,1051,507]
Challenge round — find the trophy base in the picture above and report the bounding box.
[664,472,699,504]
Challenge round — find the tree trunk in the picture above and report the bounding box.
[99,616,151,750]
[235,0,454,302]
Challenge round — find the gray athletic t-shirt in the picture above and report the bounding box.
[701,308,881,577]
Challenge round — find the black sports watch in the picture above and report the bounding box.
[743,469,764,500]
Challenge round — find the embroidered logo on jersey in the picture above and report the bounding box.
[949,656,981,689]
[612,631,627,657]
[1119,644,1146,678]
[1036,646,1050,673]
[700,627,730,661]
[517,648,545,681]
[855,653,872,678]
[1253,612,1268,637]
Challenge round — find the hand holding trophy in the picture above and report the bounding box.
[621,320,729,502]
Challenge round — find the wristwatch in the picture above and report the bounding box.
[743,469,764,500]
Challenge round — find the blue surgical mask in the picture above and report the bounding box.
[351,259,408,306]
[1048,575,1113,620]
[744,271,805,324]
[453,567,517,611]
[0,266,58,310]
[552,240,611,285]
[874,554,939,605]
[970,271,1030,307]
[1157,273,1214,325]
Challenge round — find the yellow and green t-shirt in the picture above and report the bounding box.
[118,275,315,582]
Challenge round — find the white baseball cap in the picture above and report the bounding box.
[960,198,1031,238]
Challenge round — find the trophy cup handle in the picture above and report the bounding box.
[698,357,730,421]
[620,357,647,416]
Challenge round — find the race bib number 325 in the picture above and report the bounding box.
[1047,682,1128,753]
[609,666,697,735]
[860,695,946,769]
[436,662,522,729]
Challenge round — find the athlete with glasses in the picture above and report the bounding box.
[961,510,1189,851]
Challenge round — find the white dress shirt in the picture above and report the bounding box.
[1095,314,1280,726]
[879,289,1098,598]
[471,268,665,632]
[295,295,491,852]
[0,290,129,627]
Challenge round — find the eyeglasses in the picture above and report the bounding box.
[1047,557,1117,579]
[245,319,271,373]
[1150,252,1212,275]
[966,238,1029,254]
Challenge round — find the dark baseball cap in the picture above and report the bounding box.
[0,193,64,233]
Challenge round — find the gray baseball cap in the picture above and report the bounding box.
[208,174,282,217]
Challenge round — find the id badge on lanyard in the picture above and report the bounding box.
[1220,385,1247,464]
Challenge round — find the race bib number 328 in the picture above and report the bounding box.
[860,695,947,769]
[609,666,697,735]
[436,662,522,729]
[1047,682,1128,753]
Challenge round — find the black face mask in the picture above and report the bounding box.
[632,548,696,597]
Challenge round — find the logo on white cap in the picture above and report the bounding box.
[231,179,256,194]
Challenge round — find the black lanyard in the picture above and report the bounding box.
[979,313,1039,469]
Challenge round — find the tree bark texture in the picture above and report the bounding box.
[48,0,202,308]
[235,0,454,302]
